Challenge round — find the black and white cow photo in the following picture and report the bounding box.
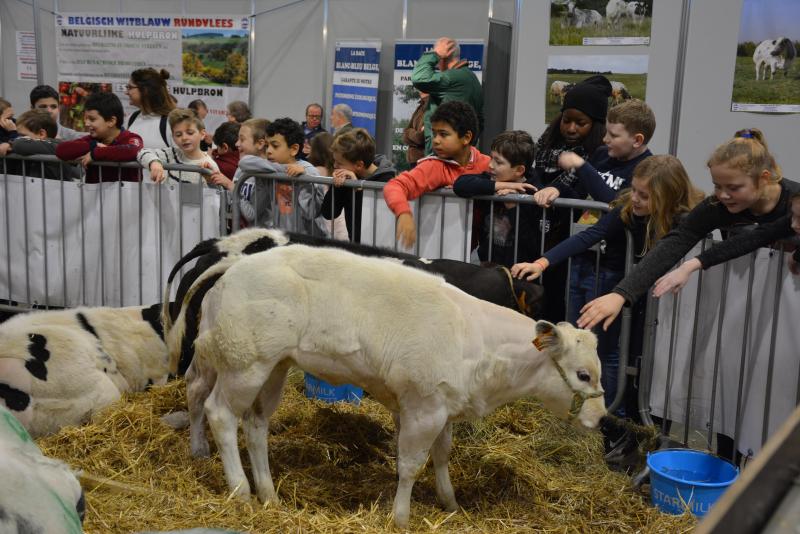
[550,0,654,46]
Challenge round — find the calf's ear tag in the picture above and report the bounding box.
[532,334,549,351]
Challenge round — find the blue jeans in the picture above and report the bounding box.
[568,255,625,412]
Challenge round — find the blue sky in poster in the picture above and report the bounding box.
[738,0,800,42]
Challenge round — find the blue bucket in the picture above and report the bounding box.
[647,449,739,517]
[303,373,363,405]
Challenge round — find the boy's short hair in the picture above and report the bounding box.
[227,100,252,123]
[213,122,240,149]
[241,118,270,142]
[17,109,58,138]
[29,85,59,106]
[606,99,656,144]
[188,99,207,113]
[430,101,478,139]
[85,92,124,128]
[491,130,535,172]
[265,117,304,148]
[331,128,375,167]
[168,108,204,131]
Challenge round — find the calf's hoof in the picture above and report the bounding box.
[190,439,211,458]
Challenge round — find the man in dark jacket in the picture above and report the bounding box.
[411,37,484,155]
[301,103,325,158]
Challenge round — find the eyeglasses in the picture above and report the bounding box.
[125,84,139,91]
[307,114,322,119]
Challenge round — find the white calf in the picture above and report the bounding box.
[605,0,628,28]
[754,37,797,80]
[549,80,573,105]
[626,1,645,25]
[0,304,169,437]
[0,404,84,533]
[189,245,605,528]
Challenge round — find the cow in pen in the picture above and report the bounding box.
[185,245,606,528]
[164,228,545,376]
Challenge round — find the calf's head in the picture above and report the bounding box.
[532,321,606,429]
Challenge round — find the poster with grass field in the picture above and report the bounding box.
[731,0,800,113]
[55,13,251,135]
[545,55,648,123]
[550,0,653,46]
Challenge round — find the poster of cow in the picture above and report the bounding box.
[731,0,800,113]
[549,0,653,46]
[545,55,648,123]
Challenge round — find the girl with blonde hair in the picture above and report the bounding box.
[512,154,703,410]
[579,128,799,332]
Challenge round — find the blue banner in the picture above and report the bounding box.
[332,40,381,136]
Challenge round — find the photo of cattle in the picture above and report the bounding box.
[545,55,648,122]
[731,0,800,113]
[550,0,653,46]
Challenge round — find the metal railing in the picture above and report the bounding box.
[0,154,225,309]
[232,170,635,413]
[637,235,799,462]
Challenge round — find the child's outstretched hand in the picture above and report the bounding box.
[510,259,548,281]
[285,163,305,177]
[332,168,356,187]
[495,182,536,196]
[396,212,416,249]
[533,186,560,207]
[149,161,166,183]
[558,151,585,171]
[577,293,625,331]
[0,143,10,157]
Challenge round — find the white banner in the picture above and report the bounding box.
[360,189,473,261]
[0,175,222,308]
[55,13,251,134]
[650,244,800,456]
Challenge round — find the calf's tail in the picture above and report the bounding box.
[162,237,222,333]
[167,255,240,375]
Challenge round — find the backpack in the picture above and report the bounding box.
[127,110,170,147]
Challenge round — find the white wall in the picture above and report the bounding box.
[676,0,798,193]
[2,0,798,192]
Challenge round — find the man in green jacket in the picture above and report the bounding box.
[411,37,484,155]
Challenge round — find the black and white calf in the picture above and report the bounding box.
[165,229,545,375]
[0,304,169,437]
[754,37,797,80]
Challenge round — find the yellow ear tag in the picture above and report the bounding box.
[533,335,547,351]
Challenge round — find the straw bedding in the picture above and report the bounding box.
[37,371,696,533]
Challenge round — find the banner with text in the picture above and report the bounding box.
[332,40,381,137]
[55,13,251,135]
[392,40,484,172]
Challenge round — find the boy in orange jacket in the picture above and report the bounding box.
[384,100,490,248]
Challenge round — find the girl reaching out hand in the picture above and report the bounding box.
[511,155,702,408]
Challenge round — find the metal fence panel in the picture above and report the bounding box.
[648,243,800,457]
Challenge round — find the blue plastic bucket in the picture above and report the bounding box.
[647,449,739,517]
[303,373,363,405]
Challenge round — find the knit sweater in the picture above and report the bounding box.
[383,146,491,216]
[55,130,143,183]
